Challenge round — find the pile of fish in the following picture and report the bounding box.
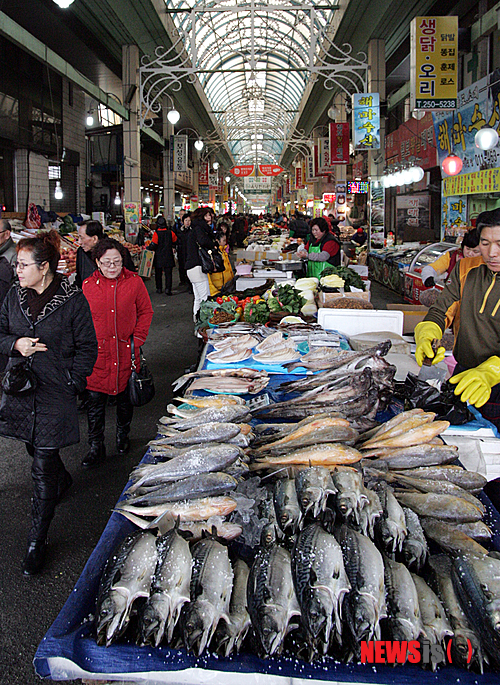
[252,331,300,364]
[173,368,269,394]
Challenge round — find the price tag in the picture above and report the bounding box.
[246,393,271,411]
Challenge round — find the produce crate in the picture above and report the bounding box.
[317,289,371,307]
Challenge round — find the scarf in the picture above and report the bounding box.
[25,272,64,321]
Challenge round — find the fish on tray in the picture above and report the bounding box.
[172,367,268,392]
[251,443,363,468]
[115,495,238,521]
[159,404,250,430]
[284,340,392,372]
[187,376,269,394]
[206,346,254,364]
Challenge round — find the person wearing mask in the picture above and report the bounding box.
[185,207,219,320]
[76,220,136,288]
[0,219,17,265]
[81,238,153,469]
[421,229,481,288]
[0,230,97,575]
[288,212,310,241]
[296,216,341,278]
[174,212,191,287]
[150,215,177,295]
[414,209,500,431]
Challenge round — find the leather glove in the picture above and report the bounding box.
[414,321,445,367]
[424,276,435,287]
[449,356,500,408]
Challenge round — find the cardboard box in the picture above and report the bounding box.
[137,249,155,278]
[386,304,428,335]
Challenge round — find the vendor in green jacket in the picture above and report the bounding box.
[414,208,500,430]
[296,217,341,279]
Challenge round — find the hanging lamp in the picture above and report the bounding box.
[441,154,463,176]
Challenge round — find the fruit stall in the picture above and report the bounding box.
[35,296,500,684]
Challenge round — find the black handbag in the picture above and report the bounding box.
[197,243,224,274]
[2,357,37,395]
[127,337,155,407]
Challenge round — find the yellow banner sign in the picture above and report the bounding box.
[410,16,458,110]
[442,167,500,197]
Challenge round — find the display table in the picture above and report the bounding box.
[35,332,500,683]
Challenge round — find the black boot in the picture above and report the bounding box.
[23,450,60,576]
[22,539,47,576]
[82,442,106,469]
[84,391,107,468]
[116,389,134,455]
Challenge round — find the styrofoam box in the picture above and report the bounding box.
[348,264,369,278]
[318,308,404,337]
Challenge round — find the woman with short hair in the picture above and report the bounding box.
[296,216,341,278]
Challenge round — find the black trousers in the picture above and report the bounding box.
[155,266,173,293]
[26,445,67,542]
[178,254,187,284]
[86,389,134,445]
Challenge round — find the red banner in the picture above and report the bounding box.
[258,164,284,176]
[329,122,350,164]
[295,166,305,190]
[286,177,290,195]
[230,165,255,177]
[199,162,209,185]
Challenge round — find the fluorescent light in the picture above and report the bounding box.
[53,0,75,7]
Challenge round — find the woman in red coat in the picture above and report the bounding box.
[82,238,153,469]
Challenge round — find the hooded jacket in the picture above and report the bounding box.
[424,255,500,370]
[82,268,153,395]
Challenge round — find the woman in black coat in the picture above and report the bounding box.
[0,231,98,576]
[185,207,217,320]
[151,215,177,295]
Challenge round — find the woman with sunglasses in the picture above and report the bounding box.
[82,238,153,470]
[0,230,98,575]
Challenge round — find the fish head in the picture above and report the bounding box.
[303,593,329,640]
[95,591,128,647]
[336,494,357,521]
[299,486,322,515]
[137,601,165,647]
[256,608,284,656]
[182,601,215,655]
[280,506,301,533]
[350,595,379,642]
[403,540,427,571]
[392,617,422,643]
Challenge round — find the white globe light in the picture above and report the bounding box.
[114,192,121,206]
[86,113,94,127]
[401,168,414,185]
[54,181,63,199]
[225,176,230,182]
[328,106,340,120]
[167,109,180,124]
[53,0,75,7]
[194,139,204,151]
[213,161,219,170]
[144,195,151,204]
[393,171,404,186]
[410,165,425,183]
[475,127,499,151]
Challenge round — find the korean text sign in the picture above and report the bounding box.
[410,16,458,110]
[353,93,380,150]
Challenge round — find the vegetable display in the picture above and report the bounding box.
[267,284,307,315]
[320,266,366,292]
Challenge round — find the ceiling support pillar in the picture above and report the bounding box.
[367,39,386,180]
[122,45,142,240]
[163,100,175,221]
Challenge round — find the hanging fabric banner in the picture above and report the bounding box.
[258,164,284,176]
[199,162,209,185]
[230,165,255,177]
[329,122,350,163]
[170,135,188,172]
[209,172,219,190]
[305,155,315,182]
[295,165,305,190]
[353,94,380,150]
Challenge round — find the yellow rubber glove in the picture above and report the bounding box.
[449,356,500,408]
[414,321,445,367]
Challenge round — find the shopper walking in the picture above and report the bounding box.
[0,219,18,265]
[76,220,136,288]
[82,238,153,469]
[151,215,177,295]
[185,207,218,320]
[174,212,191,286]
[0,230,97,575]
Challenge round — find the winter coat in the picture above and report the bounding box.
[0,279,98,448]
[208,247,234,295]
[82,268,153,395]
[75,246,96,288]
[151,227,177,268]
[289,218,310,240]
[0,237,17,266]
[185,218,219,271]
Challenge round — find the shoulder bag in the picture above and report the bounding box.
[2,356,37,395]
[197,242,224,274]
[128,336,155,407]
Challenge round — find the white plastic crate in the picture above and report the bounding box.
[318,308,404,337]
